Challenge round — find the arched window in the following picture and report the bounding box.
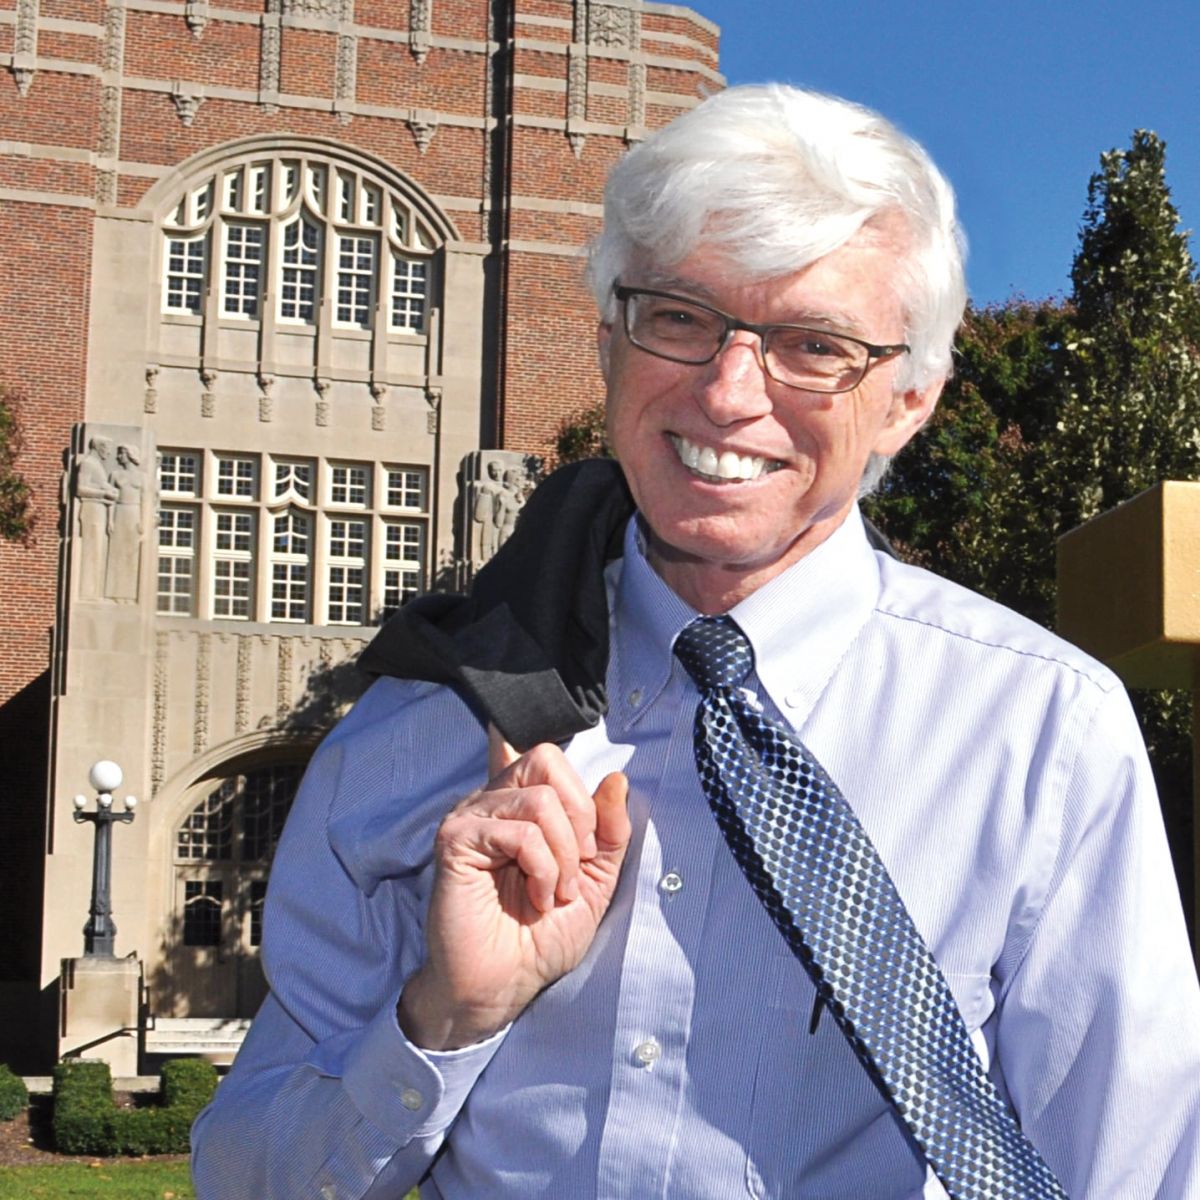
[167,761,307,1016]
[161,153,434,334]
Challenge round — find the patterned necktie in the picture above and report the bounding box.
[673,616,1066,1200]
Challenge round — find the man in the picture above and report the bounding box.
[192,85,1200,1198]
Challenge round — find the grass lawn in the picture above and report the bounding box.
[0,1161,193,1198]
[0,1163,421,1199]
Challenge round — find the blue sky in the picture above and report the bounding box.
[690,0,1200,307]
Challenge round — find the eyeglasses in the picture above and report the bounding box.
[614,285,909,395]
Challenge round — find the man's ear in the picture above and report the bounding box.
[597,320,613,381]
[875,377,944,458]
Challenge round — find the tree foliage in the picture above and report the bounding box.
[0,387,33,545]
[868,129,1200,895]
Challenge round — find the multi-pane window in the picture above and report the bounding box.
[217,456,257,499]
[157,505,197,615]
[165,237,206,314]
[242,765,302,861]
[273,461,312,503]
[223,224,265,317]
[183,881,223,946]
[330,464,368,506]
[391,256,428,332]
[162,152,435,335]
[384,467,426,510]
[157,450,429,624]
[336,235,376,326]
[271,509,311,621]
[328,518,366,624]
[175,765,304,954]
[213,511,255,619]
[383,521,425,615]
[249,881,268,948]
[178,779,236,860]
[280,218,320,322]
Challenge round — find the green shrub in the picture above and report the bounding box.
[52,1057,219,1156]
[53,1060,118,1155]
[0,1064,28,1121]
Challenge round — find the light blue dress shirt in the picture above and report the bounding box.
[192,507,1200,1199]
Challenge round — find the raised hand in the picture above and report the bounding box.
[397,727,631,1050]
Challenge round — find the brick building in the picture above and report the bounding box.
[0,0,721,1069]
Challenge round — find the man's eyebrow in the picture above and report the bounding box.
[633,270,874,337]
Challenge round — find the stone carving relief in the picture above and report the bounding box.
[72,436,119,601]
[566,47,587,158]
[12,0,37,96]
[185,0,208,37]
[102,3,124,75]
[410,0,431,63]
[152,631,169,796]
[200,368,217,417]
[67,427,155,604]
[589,3,632,47]
[461,450,538,569]
[335,32,356,123]
[104,444,145,602]
[144,366,159,413]
[195,633,211,753]
[171,86,205,127]
[408,111,437,153]
[259,18,281,112]
[629,61,646,131]
[257,372,274,422]
[283,0,351,17]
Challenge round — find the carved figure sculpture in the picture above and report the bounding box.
[472,460,504,564]
[495,468,527,549]
[74,437,117,600]
[104,444,145,602]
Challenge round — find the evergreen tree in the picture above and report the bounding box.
[1057,130,1200,528]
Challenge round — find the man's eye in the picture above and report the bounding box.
[775,330,847,358]
[654,306,698,326]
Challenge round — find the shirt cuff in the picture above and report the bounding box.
[341,995,508,1142]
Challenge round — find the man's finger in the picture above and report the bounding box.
[592,771,631,856]
[487,722,520,778]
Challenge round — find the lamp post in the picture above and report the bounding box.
[73,760,137,957]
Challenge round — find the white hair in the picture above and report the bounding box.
[587,84,968,470]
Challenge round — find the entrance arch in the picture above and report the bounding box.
[154,749,310,1017]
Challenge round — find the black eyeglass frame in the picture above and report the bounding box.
[613,284,910,395]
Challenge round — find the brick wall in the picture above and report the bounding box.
[0,0,720,981]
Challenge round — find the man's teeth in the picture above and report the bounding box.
[671,436,775,481]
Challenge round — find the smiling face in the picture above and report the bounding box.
[598,224,943,613]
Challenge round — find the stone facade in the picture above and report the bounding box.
[0,0,722,1069]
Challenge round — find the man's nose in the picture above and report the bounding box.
[694,332,774,425]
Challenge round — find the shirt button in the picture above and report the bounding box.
[633,1038,662,1067]
[628,687,642,706]
[659,871,683,895]
[785,692,802,708]
[399,1087,423,1111]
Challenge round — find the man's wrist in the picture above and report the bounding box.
[397,970,507,1052]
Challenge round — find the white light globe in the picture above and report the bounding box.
[88,760,123,794]
[98,793,113,809]
[72,794,87,811]
[124,795,138,811]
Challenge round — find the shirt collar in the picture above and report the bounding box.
[607,507,882,734]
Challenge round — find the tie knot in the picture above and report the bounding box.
[674,616,754,692]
